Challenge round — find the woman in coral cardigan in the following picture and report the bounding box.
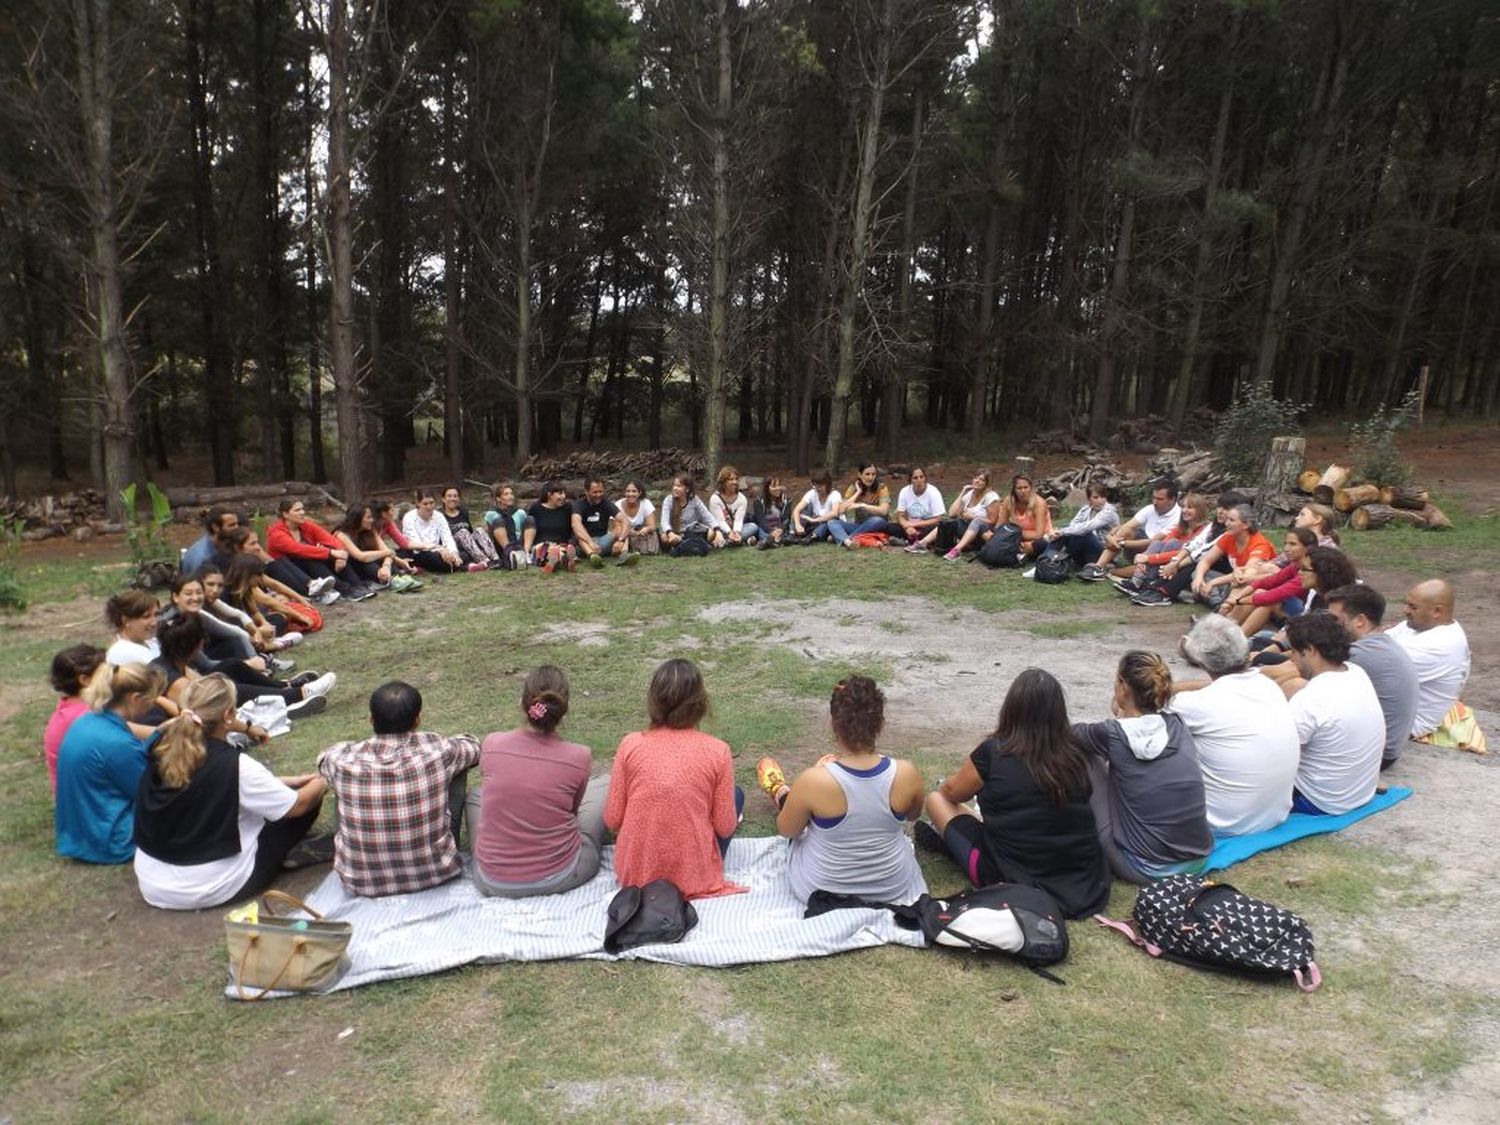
[604,659,745,898]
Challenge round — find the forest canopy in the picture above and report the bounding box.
[1,0,1496,515]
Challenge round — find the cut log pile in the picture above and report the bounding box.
[1036,448,1240,507]
[0,490,119,541]
[1026,408,1221,456]
[517,448,706,482]
[1297,463,1451,531]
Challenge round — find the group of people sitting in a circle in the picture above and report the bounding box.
[41,458,1475,927]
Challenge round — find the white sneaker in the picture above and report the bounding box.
[300,671,337,701]
[1021,567,1036,579]
[316,590,341,606]
[275,631,305,649]
[308,576,335,597]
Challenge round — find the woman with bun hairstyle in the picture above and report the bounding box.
[44,645,106,795]
[755,676,927,904]
[920,668,1108,917]
[604,659,745,898]
[1072,652,1212,884]
[132,674,327,909]
[105,589,162,666]
[54,662,167,863]
[470,666,610,897]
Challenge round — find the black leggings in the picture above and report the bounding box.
[216,659,298,705]
[408,548,460,574]
[350,558,384,584]
[267,558,312,596]
[227,804,321,904]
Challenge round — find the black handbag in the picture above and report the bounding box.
[603,879,699,952]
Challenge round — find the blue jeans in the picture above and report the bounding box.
[810,522,836,542]
[717,785,746,857]
[1061,530,1107,567]
[593,531,617,555]
[829,516,889,544]
[730,522,763,544]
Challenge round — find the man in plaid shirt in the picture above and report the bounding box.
[318,681,481,896]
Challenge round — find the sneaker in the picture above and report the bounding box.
[1078,564,1108,582]
[269,656,297,676]
[565,556,577,573]
[466,562,486,573]
[756,538,774,551]
[1021,567,1036,579]
[904,542,926,554]
[299,671,337,701]
[307,576,335,598]
[1108,576,1138,596]
[1130,588,1174,607]
[346,584,376,601]
[288,671,320,689]
[756,756,790,806]
[281,833,336,870]
[618,551,639,567]
[542,555,556,574]
[943,548,961,561]
[275,631,305,649]
[285,692,328,719]
[588,552,606,569]
[315,589,341,606]
[913,820,945,854]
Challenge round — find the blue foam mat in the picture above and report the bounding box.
[1202,786,1412,873]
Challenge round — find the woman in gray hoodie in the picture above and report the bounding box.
[1072,651,1214,884]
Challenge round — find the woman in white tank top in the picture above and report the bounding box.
[755,676,928,905]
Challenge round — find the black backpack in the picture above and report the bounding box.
[603,879,699,953]
[977,523,1023,568]
[669,532,712,558]
[1097,875,1321,991]
[915,883,1070,981]
[1033,543,1073,584]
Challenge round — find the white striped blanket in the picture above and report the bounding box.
[226,835,929,999]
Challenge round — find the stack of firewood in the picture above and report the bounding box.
[1296,464,1452,531]
[0,490,116,541]
[517,448,707,482]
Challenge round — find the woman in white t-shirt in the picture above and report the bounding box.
[104,589,162,667]
[791,472,843,542]
[915,470,1000,555]
[612,479,659,555]
[133,674,327,910]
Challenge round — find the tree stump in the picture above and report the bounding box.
[1350,504,1425,531]
[1334,484,1382,512]
[1379,485,1429,510]
[1256,436,1306,527]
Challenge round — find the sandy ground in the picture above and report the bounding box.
[701,596,1500,1121]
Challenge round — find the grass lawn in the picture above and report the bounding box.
[1,512,1497,1123]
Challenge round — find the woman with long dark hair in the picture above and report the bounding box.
[336,504,421,591]
[920,669,1108,917]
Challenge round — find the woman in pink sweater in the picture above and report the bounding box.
[604,660,745,898]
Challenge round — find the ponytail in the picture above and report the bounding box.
[152,674,235,789]
[85,662,166,713]
[1117,650,1173,714]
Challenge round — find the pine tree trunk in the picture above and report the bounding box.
[326,0,364,502]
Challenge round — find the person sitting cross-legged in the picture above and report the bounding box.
[317,681,480,897]
[524,481,582,572]
[469,665,610,897]
[831,463,892,547]
[1318,585,1419,770]
[180,505,240,578]
[755,676,927,905]
[918,669,1109,919]
[895,467,945,550]
[133,674,328,910]
[1045,483,1120,569]
[1167,614,1298,836]
[574,476,626,564]
[1387,579,1473,747]
[1281,614,1384,816]
[1072,651,1213,885]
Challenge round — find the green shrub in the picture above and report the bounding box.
[1349,388,1420,486]
[122,481,177,588]
[1211,381,1306,485]
[0,519,25,612]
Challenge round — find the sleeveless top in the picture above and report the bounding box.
[786,758,928,905]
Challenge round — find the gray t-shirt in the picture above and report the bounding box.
[1349,632,1420,764]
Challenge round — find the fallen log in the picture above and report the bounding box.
[1350,503,1426,531]
[1334,483,1382,512]
[1418,502,1452,531]
[1379,484,1429,510]
[163,481,317,508]
[1319,464,1353,492]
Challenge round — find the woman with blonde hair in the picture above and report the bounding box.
[133,674,327,909]
[470,665,610,897]
[1072,652,1212,884]
[55,662,167,864]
